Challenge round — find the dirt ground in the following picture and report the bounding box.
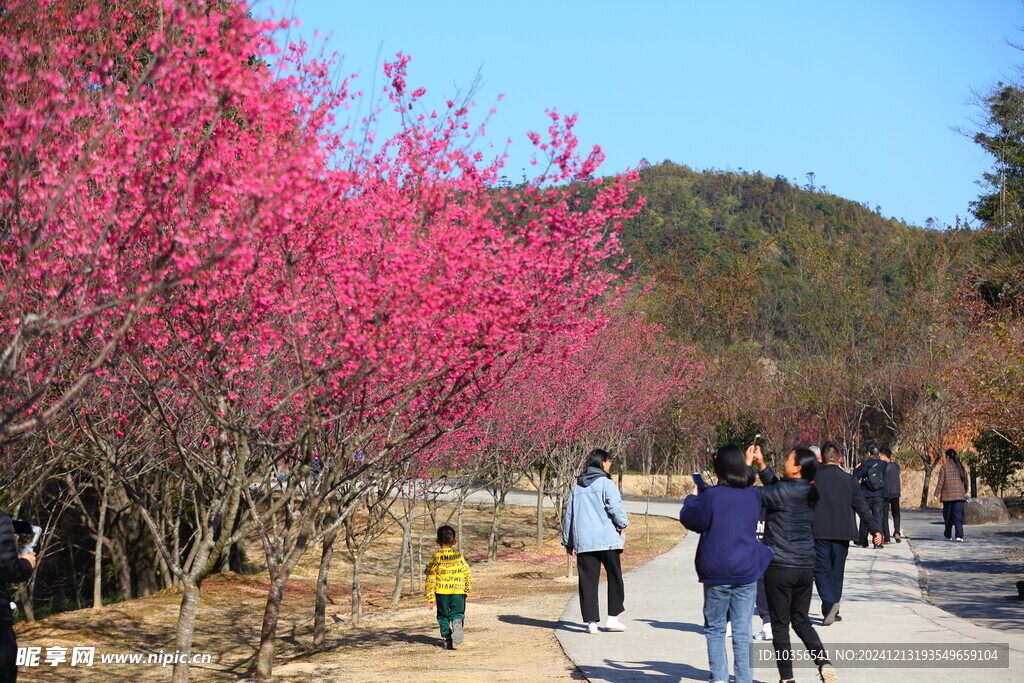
[16,504,684,682]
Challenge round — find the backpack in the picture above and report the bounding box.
[862,461,887,492]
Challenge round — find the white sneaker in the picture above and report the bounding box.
[753,622,773,640]
[586,622,599,634]
[955,537,964,542]
[604,615,625,631]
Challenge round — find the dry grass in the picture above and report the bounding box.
[17,503,684,682]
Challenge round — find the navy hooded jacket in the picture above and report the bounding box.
[679,485,773,585]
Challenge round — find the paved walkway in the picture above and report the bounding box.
[453,487,1024,681]
[901,509,1024,635]
[549,497,1024,683]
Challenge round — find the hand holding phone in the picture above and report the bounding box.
[691,473,707,494]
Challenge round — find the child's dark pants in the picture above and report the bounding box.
[435,594,466,639]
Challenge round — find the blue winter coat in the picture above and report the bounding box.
[562,468,629,553]
[680,485,774,584]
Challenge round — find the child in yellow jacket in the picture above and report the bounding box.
[426,525,472,650]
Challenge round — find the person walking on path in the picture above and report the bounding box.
[750,445,840,683]
[562,448,629,633]
[0,510,36,681]
[680,445,773,683]
[852,445,888,549]
[812,441,882,627]
[425,525,472,650]
[753,513,773,642]
[935,449,970,542]
[879,447,903,543]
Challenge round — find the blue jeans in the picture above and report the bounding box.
[703,582,756,683]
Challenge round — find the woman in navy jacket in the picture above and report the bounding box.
[680,445,772,683]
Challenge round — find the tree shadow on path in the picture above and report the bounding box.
[634,618,704,634]
[497,614,588,632]
[582,658,708,681]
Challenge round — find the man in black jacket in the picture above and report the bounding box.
[853,444,888,549]
[880,447,902,542]
[0,511,35,683]
[813,442,881,626]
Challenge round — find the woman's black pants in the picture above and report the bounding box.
[576,549,624,623]
[765,564,829,680]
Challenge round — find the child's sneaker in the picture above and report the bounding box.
[586,622,599,634]
[604,615,625,631]
[444,637,456,650]
[452,618,464,645]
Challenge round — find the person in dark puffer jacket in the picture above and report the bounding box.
[680,445,773,683]
[0,511,35,683]
[750,445,839,683]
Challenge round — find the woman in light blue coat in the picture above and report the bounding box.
[562,448,629,633]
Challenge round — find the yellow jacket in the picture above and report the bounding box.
[425,547,472,601]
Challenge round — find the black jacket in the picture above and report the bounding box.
[813,463,879,541]
[759,467,816,569]
[852,457,889,498]
[0,512,32,627]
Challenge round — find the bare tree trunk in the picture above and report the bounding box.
[408,532,417,594]
[391,521,411,607]
[350,553,363,624]
[456,495,465,557]
[314,527,339,649]
[535,463,547,549]
[254,571,287,680]
[93,483,110,609]
[921,459,937,508]
[107,535,133,601]
[416,517,425,591]
[171,578,202,683]
[14,584,35,623]
[487,494,506,561]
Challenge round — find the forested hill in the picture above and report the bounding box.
[620,162,956,356]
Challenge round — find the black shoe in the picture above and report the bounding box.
[452,619,464,645]
[873,543,884,549]
[855,542,868,548]
[894,532,902,543]
[444,637,456,650]
[834,615,842,622]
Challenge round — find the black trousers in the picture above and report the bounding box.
[0,625,16,683]
[883,497,901,540]
[813,539,849,615]
[942,500,965,540]
[765,565,829,680]
[576,549,624,623]
[857,496,886,545]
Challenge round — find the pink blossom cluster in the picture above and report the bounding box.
[0,0,643,465]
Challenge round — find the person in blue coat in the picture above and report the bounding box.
[680,445,773,683]
[562,448,629,633]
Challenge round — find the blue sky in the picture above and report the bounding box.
[265,1,1021,228]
